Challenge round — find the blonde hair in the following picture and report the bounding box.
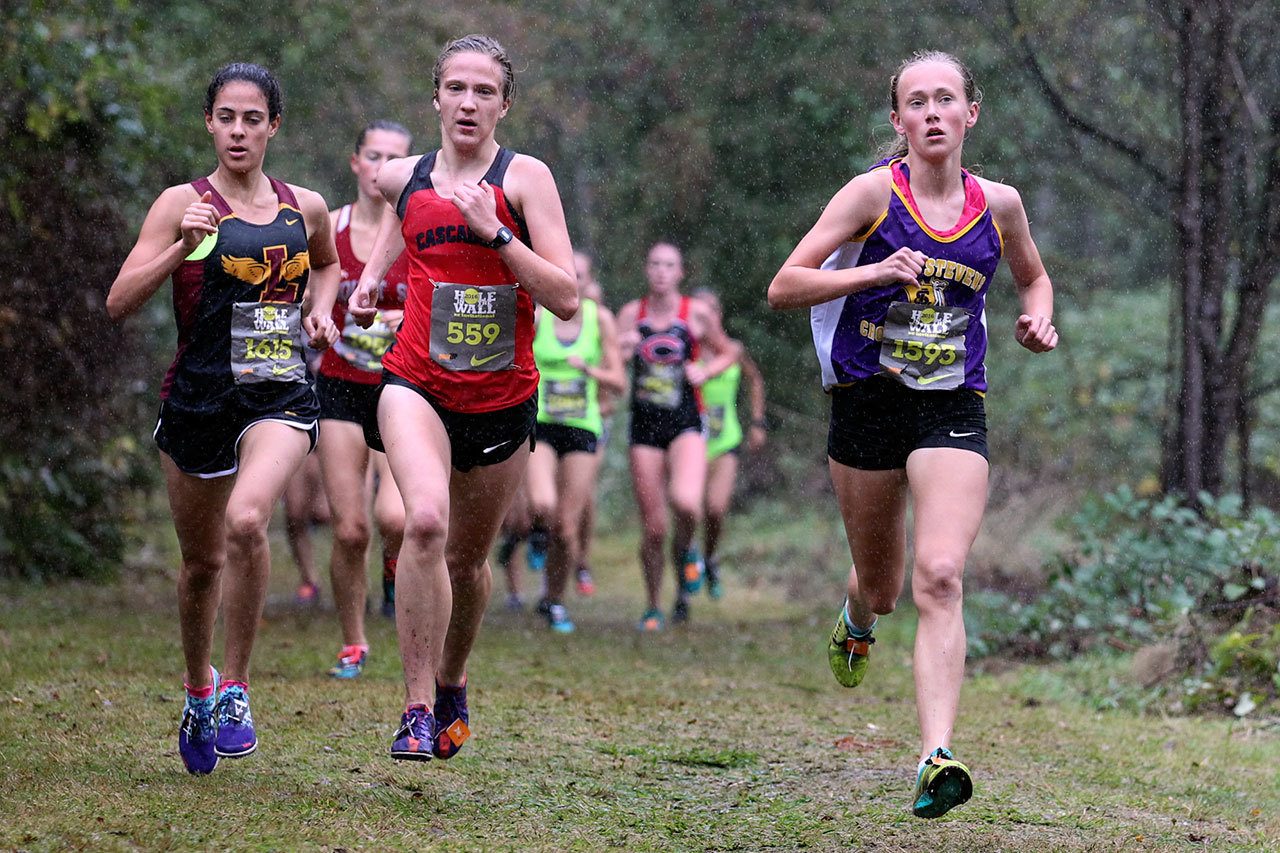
[877,51,983,162]
[433,34,516,102]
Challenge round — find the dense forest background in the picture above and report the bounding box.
[4,0,1280,578]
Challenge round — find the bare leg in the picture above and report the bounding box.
[317,420,373,648]
[666,430,708,596]
[282,462,319,592]
[829,459,910,632]
[525,440,558,599]
[221,422,313,681]
[629,444,671,611]
[905,448,988,760]
[162,455,234,689]
[372,450,405,572]
[378,387,453,707]
[438,445,531,685]
[545,451,598,603]
[703,452,738,560]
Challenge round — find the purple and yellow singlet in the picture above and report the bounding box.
[810,159,1003,393]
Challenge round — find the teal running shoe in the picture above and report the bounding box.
[912,747,973,818]
[680,549,704,594]
[637,608,665,632]
[328,644,367,679]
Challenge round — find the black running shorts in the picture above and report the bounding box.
[317,373,380,425]
[536,421,599,457]
[365,371,536,472]
[154,392,319,478]
[827,376,987,471]
[628,402,704,450]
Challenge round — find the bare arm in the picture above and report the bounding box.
[767,170,926,310]
[296,185,339,349]
[739,348,767,450]
[615,300,641,362]
[453,155,578,319]
[350,156,414,327]
[686,301,742,386]
[106,185,217,320]
[985,180,1058,353]
[580,304,627,394]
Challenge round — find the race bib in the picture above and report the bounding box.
[707,404,727,439]
[230,302,306,384]
[635,362,682,409]
[429,282,517,372]
[545,377,588,421]
[334,310,396,374]
[878,301,969,391]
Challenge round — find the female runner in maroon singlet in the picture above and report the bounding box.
[317,120,413,679]
[107,63,340,775]
[348,35,578,762]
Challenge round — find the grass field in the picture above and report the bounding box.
[2,508,1278,851]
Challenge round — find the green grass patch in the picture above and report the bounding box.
[1,508,1278,850]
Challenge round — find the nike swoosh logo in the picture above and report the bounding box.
[271,364,299,375]
[470,352,503,367]
[285,217,299,225]
[949,431,978,438]
[482,439,514,454]
[915,372,955,386]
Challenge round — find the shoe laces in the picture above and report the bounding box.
[845,634,875,671]
[398,706,433,739]
[216,685,252,727]
[182,697,216,739]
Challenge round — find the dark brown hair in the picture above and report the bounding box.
[205,62,282,121]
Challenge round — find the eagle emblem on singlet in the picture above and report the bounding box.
[221,250,310,286]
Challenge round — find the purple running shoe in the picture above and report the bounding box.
[178,667,220,775]
[390,704,436,761]
[432,680,471,759]
[214,682,257,758]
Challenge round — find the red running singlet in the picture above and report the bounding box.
[319,204,412,385]
[382,147,537,413]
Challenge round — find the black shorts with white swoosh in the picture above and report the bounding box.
[827,375,987,471]
[365,371,536,472]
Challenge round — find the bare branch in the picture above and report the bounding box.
[1228,23,1267,130]
[1004,0,1175,192]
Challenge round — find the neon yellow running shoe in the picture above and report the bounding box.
[911,747,973,819]
[827,609,874,688]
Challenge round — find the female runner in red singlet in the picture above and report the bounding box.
[349,34,578,761]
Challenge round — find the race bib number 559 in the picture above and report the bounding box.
[429,282,517,372]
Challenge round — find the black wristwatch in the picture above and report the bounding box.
[488,225,514,249]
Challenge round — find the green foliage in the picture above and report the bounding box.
[1180,612,1280,718]
[969,488,1280,659]
[0,3,172,577]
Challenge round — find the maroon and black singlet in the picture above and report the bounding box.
[628,296,704,450]
[154,176,319,477]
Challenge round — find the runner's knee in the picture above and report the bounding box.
[224,503,270,549]
[332,516,371,553]
[402,503,447,549]
[912,555,965,610]
[670,496,701,527]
